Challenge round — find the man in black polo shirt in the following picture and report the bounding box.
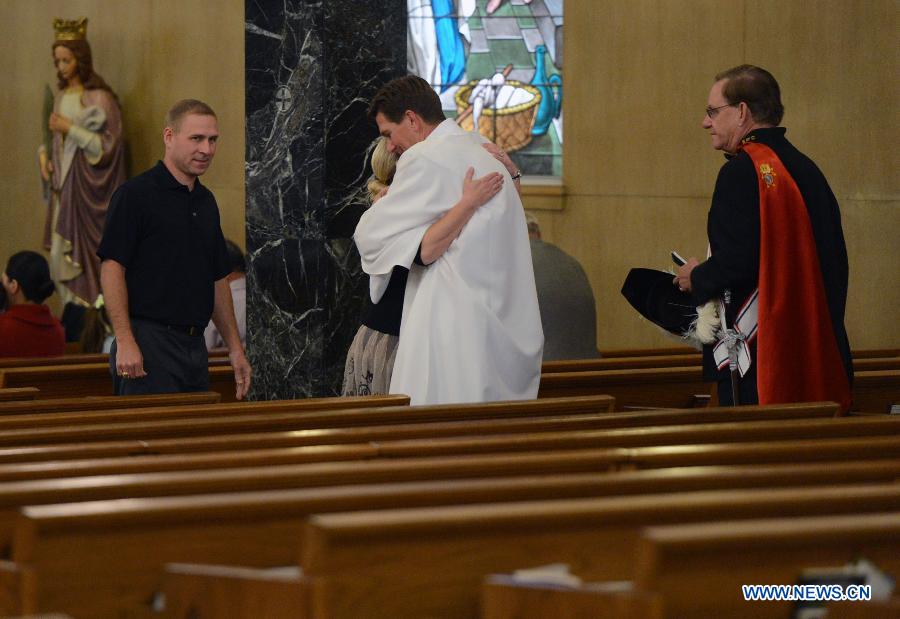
[97,99,251,399]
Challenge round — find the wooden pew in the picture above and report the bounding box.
[0,353,230,369]
[0,401,865,454]
[481,513,900,619]
[482,574,659,619]
[539,367,899,413]
[0,364,238,402]
[0,389,38,403]
[543,354,700,373]
[0,392,222,417]
[0,445,897,525]
[0,399,848,454]
[292,485,900,618]
[0,409,852,493]
[373,416,900,459]
[596,346,899,360]
[538,367,709,408]
[3,429,899,489]
[0,394,410,429]
[162,564,305,618]
[852,370,900,413]
[826,598,900,619]
[0,394,619,449]
[5,480,900,617]
[599,346,695,358]
[542,355,900,375]
[0,404,881,473]
[632,512,900,618]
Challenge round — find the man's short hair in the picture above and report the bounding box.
[165,99,217,132]
[368,75,446,125]
[715,65,784,126]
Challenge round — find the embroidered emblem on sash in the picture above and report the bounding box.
[759,163,776,189]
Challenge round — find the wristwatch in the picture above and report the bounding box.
[511,170,522,181]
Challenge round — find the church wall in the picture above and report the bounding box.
[2,0,896,353]
[527,0,899,351]
[0,0,246,314]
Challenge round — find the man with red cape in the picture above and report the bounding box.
[673,65,852,411]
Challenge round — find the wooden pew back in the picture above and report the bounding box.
[0,394,408,429]
[298,484,900,618]
[0,389,38,403]
[0,392,222,418]
[0,364,237,402]
[634,512,900,618]
[6,480,900,617]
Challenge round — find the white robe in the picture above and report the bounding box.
[354,120,544,405]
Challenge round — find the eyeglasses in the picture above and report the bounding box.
[705,102,738,118]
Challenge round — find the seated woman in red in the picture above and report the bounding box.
[0,251,66,358]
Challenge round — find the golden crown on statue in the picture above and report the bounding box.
[53,17,88,41]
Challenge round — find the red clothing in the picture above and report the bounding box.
[0,304,66,358]
[745,141,852,412]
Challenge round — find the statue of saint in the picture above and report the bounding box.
[38,17,126,306]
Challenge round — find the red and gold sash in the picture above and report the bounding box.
[742,141,851,411]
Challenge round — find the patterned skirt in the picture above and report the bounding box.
[341,325,399,396]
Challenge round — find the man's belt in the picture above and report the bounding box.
[713,288,758,377]
[134,317,205,338]
[164,323,204,337]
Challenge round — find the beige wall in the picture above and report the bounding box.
[0,0,245,313]
[525,0,899,350]
[3,1,897,351]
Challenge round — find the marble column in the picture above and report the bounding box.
[244,1,406,399]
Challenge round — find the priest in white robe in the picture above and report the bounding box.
[355,75,543,405]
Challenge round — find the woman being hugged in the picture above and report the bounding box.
[39,18,126,307]
[342,137,502,396]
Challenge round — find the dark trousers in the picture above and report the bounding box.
[716,364,760,407]
[110,318,209,395]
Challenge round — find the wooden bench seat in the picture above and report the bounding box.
[539,367,899,413]
[538,367,709,408]
[4,480,900,617]
[632,512,900,618]
[2,430,898,490]
[543,354,700,374]
[0,353,231,370]
[481,513,900,619]
[542,355,900,374]
[0,405,860,463]
[293,484,900,618]
[0,389,38,403]
[0,394,410,429]
[0,405,852,481]
[596,346,898,360]
[373,416,900,458]
[0,451,898,534]
[482,575,659,619]
[0,392,222,417]
[162,564,305,618]
[0,399,848,455]
[0,364,238,402]
[851,369,900,413]
[0,406,882,477]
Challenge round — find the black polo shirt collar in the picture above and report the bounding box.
[149,160,207,194]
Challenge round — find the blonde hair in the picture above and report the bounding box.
[366,137,397,203]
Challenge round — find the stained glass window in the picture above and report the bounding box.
[407,0,563,177]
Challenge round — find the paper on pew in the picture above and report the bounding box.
[511,563,583,588]
[799,558,895,600]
